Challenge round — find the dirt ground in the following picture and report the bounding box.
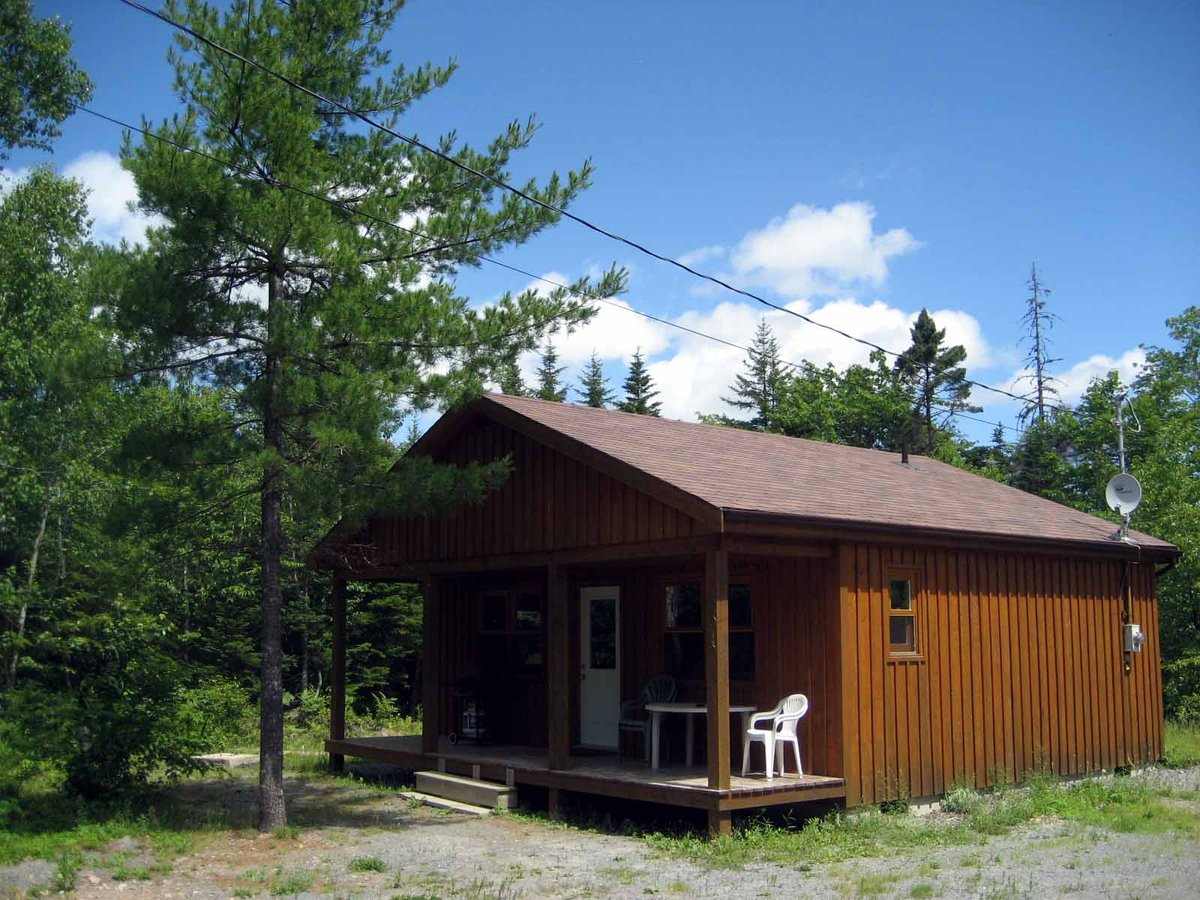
[7,766,1200,899]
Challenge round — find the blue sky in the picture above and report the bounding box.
[12,0,1200,442]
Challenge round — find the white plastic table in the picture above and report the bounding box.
[644,702,757,770]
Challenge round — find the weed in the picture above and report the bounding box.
[272,824,301,841]
[269,868,315,895]
[666,880,692,893]
[348,854,388,873]
[910,884,935,898]
[49,849,81,893]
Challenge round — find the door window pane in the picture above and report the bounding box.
[589,596,617,670]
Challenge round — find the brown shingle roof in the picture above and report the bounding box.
[477,393,1177,557]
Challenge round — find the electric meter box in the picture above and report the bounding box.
[1123,623,1145,653]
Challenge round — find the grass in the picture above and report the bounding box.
[348,854,388,872]
[1165,721,1200,767]
[647,764,1200,869]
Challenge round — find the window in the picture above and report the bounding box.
[478,589,544,676]
[663,579,755,681]
[888,569,919,656]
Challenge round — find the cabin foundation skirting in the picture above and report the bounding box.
[326,735,846,827]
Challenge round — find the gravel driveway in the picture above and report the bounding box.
[11,765,1199,899]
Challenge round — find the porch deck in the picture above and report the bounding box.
[327,735,845,813]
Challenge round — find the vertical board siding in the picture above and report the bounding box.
[367,420,700,565]
[839,544,1163,804]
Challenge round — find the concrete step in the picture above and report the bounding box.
[414,770,516,810]
[401,790,491,816]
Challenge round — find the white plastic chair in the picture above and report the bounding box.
[741,693,809,779]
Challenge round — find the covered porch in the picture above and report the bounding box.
[327,536,846,835]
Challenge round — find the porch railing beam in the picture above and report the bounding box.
[330,574,347,772]
[547,563,572,770]
[421,577,441,754]
[704,547,731,794]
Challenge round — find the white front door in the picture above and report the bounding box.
[579,586,621,749]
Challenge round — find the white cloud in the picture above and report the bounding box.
[676,244,726,267]
[728,201,920,297]
[62,151,160,245]
[1003,349,1145,406]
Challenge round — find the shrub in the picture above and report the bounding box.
[1163,654,1200,724]
[177,677,255,751]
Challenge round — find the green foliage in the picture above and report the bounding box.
[1163,656,1200,724]
[723,319,786,429]
[177,678,256,752]
[617,348,662,416]
[577,351,615,408]
[894,309,980,454]
[0,0,93,161]
[348,855,388,872]
[1164,721,1200,767]
[534,337,568,402]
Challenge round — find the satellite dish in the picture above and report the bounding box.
[1105,472,1142,515]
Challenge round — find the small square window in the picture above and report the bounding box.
[890,578,912,611]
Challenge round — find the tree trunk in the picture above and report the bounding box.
[258,268,287,831]
[6,484,52,691]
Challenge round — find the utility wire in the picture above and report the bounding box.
[117,0,1060,415]
[69,97,1024,438]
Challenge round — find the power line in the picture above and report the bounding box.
[68,97,1024,439]
[117,0,1061,415]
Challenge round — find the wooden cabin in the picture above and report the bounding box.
[310,393,1179,835]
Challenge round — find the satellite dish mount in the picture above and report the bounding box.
[1108,389,1143,541]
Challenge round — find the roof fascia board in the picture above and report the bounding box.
[723,509,1180,563]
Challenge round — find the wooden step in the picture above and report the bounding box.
[414,770,516,810]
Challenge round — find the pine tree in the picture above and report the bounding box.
[576,351,614,408]
[724,319,785,430]
[496,360,529,397]
[617,348,661,416]
[534,337,567,402]
[112,0,621,829]
[894,309,980,454]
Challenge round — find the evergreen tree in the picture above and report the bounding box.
[894,309,980,454]
[1016,264,1062,424]
[534,337,567,402]
[724,319,785,430]
[110,0,621,829]
[617,349,661,416]
[576,351,614,408]
[496,360,529,397]
[0,0,92,162]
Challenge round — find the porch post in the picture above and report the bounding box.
[704,546,731,791]
[421,578,441,755]
[329,574,347,772]
[546,563,572,770]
